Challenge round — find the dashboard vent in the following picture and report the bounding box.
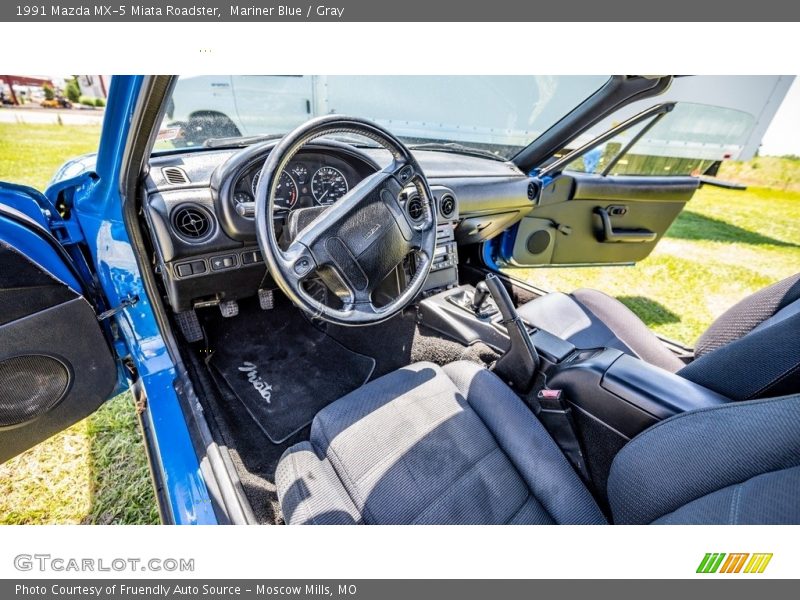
[527,181,538,202]
[407,196,424,222]
[172,206,212,240]
[439,195,456,219]
[162,167,189,185]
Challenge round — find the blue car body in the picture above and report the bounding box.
[0,76,217,524]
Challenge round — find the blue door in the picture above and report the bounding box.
[0,182,120,461]
[1,76,219,523]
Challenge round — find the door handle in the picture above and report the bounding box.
[594,207,657,243]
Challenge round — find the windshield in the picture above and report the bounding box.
[154,75,610,159]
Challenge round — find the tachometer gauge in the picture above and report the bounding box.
[252,170,298,210]
[251,171,262,196]
[311,167,349,205]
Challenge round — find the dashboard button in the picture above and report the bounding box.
[241,250,260,265]
[294,257,313,276]
[211,255,237,271]
[190,260,207,274]
[176,263,192,277]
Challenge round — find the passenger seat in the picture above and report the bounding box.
[517,273,800,401]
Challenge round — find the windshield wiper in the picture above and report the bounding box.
[203,133,286,149]
[408,142,505,162]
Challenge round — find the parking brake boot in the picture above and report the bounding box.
[485,274,539,392]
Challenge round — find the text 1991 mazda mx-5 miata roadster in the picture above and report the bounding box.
[1,75,798,524]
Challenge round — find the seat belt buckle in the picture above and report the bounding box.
[537,388,564,410]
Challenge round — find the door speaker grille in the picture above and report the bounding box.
[526,230,552,255]
[0,355,70,427]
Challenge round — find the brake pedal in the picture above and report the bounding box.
[258,288,275,310]
[219,299,239,318]
[175,309,203,343]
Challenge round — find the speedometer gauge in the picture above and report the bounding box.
[311,167,349,205]
[252,170,298,210]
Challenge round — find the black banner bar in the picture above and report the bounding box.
[2,0,800,22]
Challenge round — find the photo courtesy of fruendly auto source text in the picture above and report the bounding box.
[0,0,799,595]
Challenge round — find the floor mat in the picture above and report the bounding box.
[207,299,375,443]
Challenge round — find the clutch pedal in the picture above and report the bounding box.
[174,309,203,343]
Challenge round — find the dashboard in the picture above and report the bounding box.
[142,140,538,313]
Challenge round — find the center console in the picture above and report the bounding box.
[420,186,460,294]
[418,279,732,494]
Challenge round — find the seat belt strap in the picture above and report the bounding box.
[533,388,591,482]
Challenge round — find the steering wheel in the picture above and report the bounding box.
[254,115,437,326]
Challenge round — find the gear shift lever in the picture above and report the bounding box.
[484,274,540,392]
[471,281,491,313]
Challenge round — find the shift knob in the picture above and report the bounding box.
[471,281,491,312]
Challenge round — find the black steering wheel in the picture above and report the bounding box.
[254,115,437,326]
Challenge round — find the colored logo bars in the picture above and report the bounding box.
[696,553,773,574]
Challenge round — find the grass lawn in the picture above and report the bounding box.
[505,185,800,345]
[0,122,158,524]
[718,155,800,193]
[0,123,102,189]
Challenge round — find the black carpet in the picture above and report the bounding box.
[183,345,299,524]
[319,309,500,379]
[207,298,375,443]
[194,295,498,523]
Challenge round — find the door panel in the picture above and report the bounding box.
[0,233,118,463]
[507,173,697,266]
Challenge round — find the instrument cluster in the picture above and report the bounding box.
[233,153,358,214]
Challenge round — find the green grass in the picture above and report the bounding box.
[718,155,800,192]
[0,123,103,189]
[0,122,158,524]
[505,185,800,345]
[0,393,159,524]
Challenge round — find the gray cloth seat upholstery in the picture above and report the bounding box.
[516,289,685,372]
[276,360,800,525]
[276,361,606,525]
[517,273,800,400]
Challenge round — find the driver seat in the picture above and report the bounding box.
[276,361,800,525]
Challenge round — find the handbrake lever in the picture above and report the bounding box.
[484,274,540,392]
